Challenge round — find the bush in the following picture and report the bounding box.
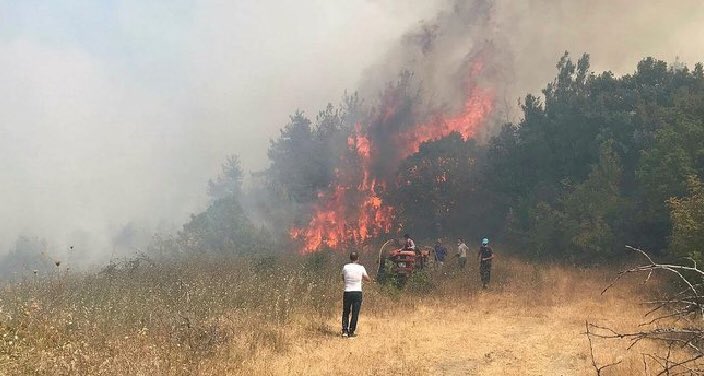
[668,175,704,262]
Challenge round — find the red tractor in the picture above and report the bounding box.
[376,239,431,285]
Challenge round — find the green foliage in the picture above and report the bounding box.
[171,153,276,256]
[178,196,269,256]
[486,53,704,260]
[668,176,704,262]
[181,52,704,264]
[391,133,488,239]
[524,201,566,259]
[266,109,349,203]
[207,154,244,201]
[267,111,322,203]
[560,141,625,260]
[407,270,434,293]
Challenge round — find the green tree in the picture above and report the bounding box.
[267,110,344,203]
[179,196,262,255]
[635,101,704,250]
[390,133,490,239]
[207,155,244,201]
[668,176,704,262]
[524,201,567,259]
[561,141,625,260]
[486,53,704,257]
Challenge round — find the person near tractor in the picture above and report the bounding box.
[434,238,447,268]
[341,251,371,338]
[403,233,416,251]
[478,238,495,289]
[456,238,469,269]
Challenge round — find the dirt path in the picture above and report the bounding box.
[250,290,642,375]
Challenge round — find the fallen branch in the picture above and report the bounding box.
[585,321,622,375]
[589,245,704,375]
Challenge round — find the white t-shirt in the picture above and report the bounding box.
[457,243,469,258]
[342,263,368,292]
[405,238,415,249]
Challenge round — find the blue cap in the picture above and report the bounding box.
[482,238,489,245]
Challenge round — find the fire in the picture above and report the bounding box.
[396,87,494,158]
[347,123,371,160]
[289,180,393,253]
[290,122,394,253]
[289,186,346,251]
[398,61,494,157]
[290,58,495,253]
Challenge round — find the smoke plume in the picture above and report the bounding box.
[1,0,703,263]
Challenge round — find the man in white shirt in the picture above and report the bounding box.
[341,251,371,338]
[457,238,469,269]
[403,233,416,250]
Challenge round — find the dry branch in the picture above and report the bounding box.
[585,321,622,375]
[589,245,704,375]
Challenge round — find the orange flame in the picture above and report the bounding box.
[290,58,495,253]
[398,61,494,157]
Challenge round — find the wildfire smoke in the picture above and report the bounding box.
[290,1,502,252]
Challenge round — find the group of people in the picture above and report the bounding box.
[340,235,495,338]
[431,236,494,288]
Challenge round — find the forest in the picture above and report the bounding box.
[166,53,704,264]
[2,52,704,275]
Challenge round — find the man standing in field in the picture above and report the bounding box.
[457,238,469,269]
[434,238,447,268]
[478,238,495,289]
[341,251,371,338]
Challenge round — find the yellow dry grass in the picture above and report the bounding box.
[217,258,661,376]
[0,253,680,375]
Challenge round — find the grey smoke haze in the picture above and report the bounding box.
[1,0,703,264]
[361,0,704,130]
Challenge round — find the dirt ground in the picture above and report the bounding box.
[237,266,658,376]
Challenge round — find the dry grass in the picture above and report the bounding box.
[0,251,679,375]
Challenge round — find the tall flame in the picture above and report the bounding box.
[399,86,494,158]
[290,59,495,253]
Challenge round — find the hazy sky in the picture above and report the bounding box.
[0,0,442,254]
[1,0,703,259]
[0,0,446,255]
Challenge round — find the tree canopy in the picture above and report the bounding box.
[172,53,704,263]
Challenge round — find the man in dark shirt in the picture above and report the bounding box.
[478,238,495,289]
[434,238,447,268]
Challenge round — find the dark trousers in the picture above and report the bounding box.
[480,261,492,287]
[342,291,363,334]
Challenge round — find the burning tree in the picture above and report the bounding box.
[267,1,509,253]
[289,55,496,252]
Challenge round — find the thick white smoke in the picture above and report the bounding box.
[0,0,702,267]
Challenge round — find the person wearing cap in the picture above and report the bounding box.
[341,251,371,338]
[478,238,495,289]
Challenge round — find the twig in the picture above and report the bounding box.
[592,245,704,375]
[586,321,623,375]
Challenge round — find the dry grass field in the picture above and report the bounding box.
[0,251,679,375]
